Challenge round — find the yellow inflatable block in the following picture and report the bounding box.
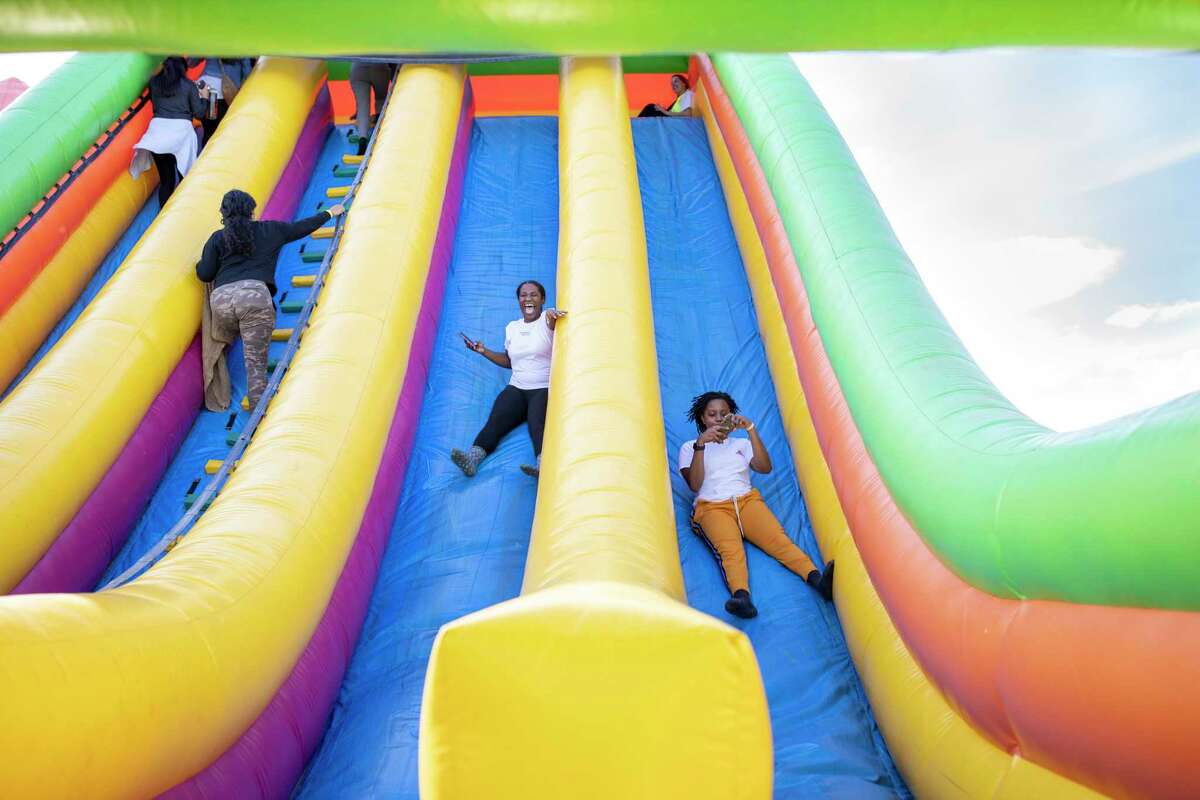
[0,170,155,392]
[697,85,1101,800]
[0,64,466,798]
[0,57,325,592]
[420,57,772,800]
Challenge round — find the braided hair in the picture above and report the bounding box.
[219,189,256,257]
[686,391,738,434]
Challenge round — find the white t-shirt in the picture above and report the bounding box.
[505,311,554,390]
[678,436,754,504]
[671,89,694,113]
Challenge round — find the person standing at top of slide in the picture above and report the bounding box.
[131,57,209,208]
[190,56,254,146]
[349,61,394,156]
[638,74,695,118]
[451,280,567,479]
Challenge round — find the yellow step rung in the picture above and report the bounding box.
[342,154,363,165]
[325,185,350,198]
[204,458,236,475]
[272,328,293,342]
[292,274,316,288]
[312,226,334,239]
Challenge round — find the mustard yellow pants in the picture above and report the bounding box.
[692,488,817,594]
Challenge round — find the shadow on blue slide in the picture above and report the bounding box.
[633,117,910,799]
[293,117,559,799]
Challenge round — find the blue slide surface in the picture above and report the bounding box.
[101,125,352,583]
[293,117,559,799]
[633,117,909,799]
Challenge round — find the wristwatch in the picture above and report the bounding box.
[692,443,706,451]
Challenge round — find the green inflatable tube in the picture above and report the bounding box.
[713,52,1200,611]
[0,52,156,238]
[2,1,1199,55]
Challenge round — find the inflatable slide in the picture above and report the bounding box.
[0,53,158,394]
[0,5,1197,799]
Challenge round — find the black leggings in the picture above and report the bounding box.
[473,385,549,456]
[151,151,178,208]
[638,103,668,118]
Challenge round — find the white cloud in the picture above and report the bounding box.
[936,235,1122,313]
[1105,300,1200,329]
[978,322,1200,430]
[1082,135,1200,192]
[788,49,1200,431]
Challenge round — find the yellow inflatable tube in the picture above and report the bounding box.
[697,86,1101,800]
[420,57,772,800]
[0,58,324,592]
[0,169,155,391]
[0,65,466,798]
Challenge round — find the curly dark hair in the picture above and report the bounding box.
[219,189,257,257]
[515,280,546,300]
[686,391,739,434]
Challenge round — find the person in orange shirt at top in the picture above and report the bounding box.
[679,391,835,619]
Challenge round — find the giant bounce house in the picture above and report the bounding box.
[0,4,1196,798]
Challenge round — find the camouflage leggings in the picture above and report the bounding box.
[209,279,275,408]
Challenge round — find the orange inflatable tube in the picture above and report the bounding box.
[698,54,1200,800]
[0,98,151,318]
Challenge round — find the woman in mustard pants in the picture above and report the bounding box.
[678,391,835,619]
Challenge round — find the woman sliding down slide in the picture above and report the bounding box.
[679,391,835,618]
[452,280,566,479]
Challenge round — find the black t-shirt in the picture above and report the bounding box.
[195,211,332,296]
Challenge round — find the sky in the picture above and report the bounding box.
[0,51,74,85]
[791,49,1200,431]
[1,50,1197,431]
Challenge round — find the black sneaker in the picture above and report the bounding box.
[806,561,835,602]
[724,589,758,619]
[356,137,368,156]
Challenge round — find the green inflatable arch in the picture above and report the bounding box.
[1,0,1200,55]
[0,52,154,237]
[714,52,1200,611]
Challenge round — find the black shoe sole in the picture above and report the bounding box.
[724,598,758,619]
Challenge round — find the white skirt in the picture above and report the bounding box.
[130,117,199,181]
